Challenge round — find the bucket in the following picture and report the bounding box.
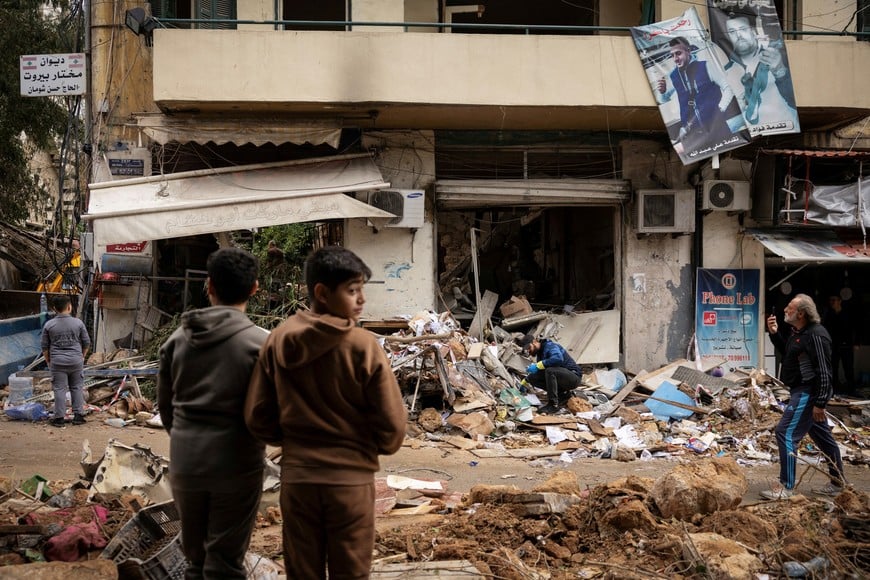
[8,374,33,406]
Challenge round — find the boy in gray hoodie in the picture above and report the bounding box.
[158,247,268,579]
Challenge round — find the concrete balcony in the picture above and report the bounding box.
[152,29,870,132]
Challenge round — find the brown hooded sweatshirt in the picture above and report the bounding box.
[244,310,407,485]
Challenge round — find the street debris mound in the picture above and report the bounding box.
[373,467,870,578]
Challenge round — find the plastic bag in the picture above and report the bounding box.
[5,402,50,421]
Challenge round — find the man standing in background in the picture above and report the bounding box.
[823,294,856,396]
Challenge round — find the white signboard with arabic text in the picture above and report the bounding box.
[20,53,86,97]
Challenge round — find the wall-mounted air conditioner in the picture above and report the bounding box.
[367,189,425,228]
[700,180,751,211]
[635,189,695,234]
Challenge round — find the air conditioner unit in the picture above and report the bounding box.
[700,180,751,211]
[367,189,425,228]
[635,189,695,234]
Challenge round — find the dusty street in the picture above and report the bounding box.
[2,412,870,578]
[2,414,867,503]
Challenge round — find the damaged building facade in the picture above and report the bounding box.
[83,0,870,375]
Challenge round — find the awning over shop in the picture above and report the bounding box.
[83,154,394,245]
[135,114,343,148]
[748,229,870,263]
[435,179,631,208]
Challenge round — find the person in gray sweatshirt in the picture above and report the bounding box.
[41,294,91,427]
[158,247,269,579]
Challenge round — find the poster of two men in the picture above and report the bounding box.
[632,1,800,165]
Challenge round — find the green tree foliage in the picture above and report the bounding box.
[0,0,80,224]
[249,223,315,274]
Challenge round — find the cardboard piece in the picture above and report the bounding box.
[499,295,533,318]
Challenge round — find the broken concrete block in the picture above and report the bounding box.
[418,408,442,432]
[566,396,593,414]
[532,470,582,495]
[612,444,637,462]
[651,458,747,520]
[598,498,659,534]
[685,532,763,579]
[539,539,572,560]
[509,492,584,516]
[499,295,533,318]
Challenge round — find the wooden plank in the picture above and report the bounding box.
[468,448,511,458]
[609,376,641,406]
[506,448,564,459]
[468,289,499,340]
[371,559,485,579]
[83,368,158,377]
[0,525,48,534]
[633,392,710,414]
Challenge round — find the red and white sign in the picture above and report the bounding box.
[106,241,148,253]
[703,311,717,326]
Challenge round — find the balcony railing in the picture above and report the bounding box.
[152,18,870,39]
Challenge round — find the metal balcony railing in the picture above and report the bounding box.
[152,19,870,39]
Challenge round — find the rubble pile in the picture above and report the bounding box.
[381,310,870,470]
[373,462,870,578]
[2,305,870,577]
[3,350,160,427]
[0,440,282,578]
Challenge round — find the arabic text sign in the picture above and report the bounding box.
[20,53,86,97]
[695,268,760,371]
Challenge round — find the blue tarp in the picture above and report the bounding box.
[645,380,694,421]
[0,314,46,385]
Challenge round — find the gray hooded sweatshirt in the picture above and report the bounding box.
[158,306,269,489]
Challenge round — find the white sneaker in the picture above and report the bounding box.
[812,482,843,496]
[760,486,794,500]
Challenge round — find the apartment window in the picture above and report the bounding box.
[444,0,596,35]
[282,0,348,31]
[151,0,192,28]
[195,0,236,29]
[151,0,235,29]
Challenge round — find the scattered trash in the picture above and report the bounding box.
[4,402,50,421]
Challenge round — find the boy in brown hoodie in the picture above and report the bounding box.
[244,246,407,579]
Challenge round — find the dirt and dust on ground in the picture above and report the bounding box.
[1,416,870,579]
[2,314,870,577]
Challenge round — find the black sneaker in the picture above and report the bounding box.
[49,418,65,428]
[537,404,559,415]
[72,414,86,425]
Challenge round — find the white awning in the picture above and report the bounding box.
[83,154,393,245]
[748,229,870,263]
[435,179,631,208]
[135,114,343,148]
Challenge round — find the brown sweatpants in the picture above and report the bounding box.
[280,481,375,580]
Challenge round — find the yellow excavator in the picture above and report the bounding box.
[36,244,82,294]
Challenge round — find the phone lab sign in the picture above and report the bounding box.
[695,268,760,370]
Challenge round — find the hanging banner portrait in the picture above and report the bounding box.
[695,268,760,371]
[707,0,800,137]
[631,7,751,165]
